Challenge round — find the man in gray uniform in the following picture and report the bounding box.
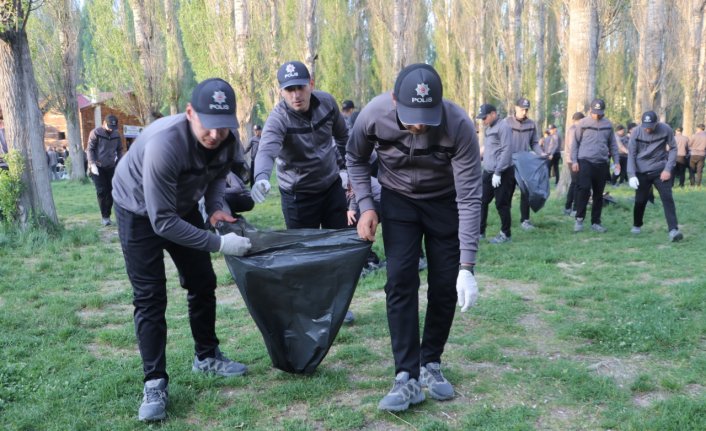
[87,114,124,226]
[112,78,253,422]
[347,64,481,412]
[251,60,348,230]
[544,124,562,185]
[244,124,261,186]
[571,98,620,233]
[476,103,512,243]
[499,97,546,231]
[687,124,706,186]
[673,127,689,187]
[564,112,585,215]
[627,111,683,242]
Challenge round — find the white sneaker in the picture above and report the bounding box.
[521,220,535,230]
[630,226,641,234]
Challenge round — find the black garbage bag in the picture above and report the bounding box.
[513,151,550,212]
[218,220,371,374]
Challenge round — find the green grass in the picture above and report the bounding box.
[0,180,705,430]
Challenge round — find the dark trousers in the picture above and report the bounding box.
[115,204,219,383]
[673,157,688,187]
[480,169,513,237]
[575,160,609,224]
[633,171,679,231]
[91,166,115,218]
[565,166,579,211]
[689,155,704,186]
[280,177,348,229]
[380,188,459,379]
[612,155,628,185]
[547,155,561,184]
[512,172,531,223]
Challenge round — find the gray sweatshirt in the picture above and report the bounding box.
[112,114,237,252]
[254,90,348,194]
[481,117,509,174]
[87,127,124,168]
[627,123,677,176]
[497,116,542,172]
[345,92,482,264]
[571,117,619,164]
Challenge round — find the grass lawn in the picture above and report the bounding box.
[1,179,705,430]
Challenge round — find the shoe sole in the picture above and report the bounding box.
[671,233,683,242]
[139,412,166,422]
[192,366,247,377]
[377,393,425,412]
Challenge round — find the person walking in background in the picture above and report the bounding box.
[687,124,706,186]
[347,64,481,412]
[545,124,562,185]
[112,78,252,422]
[87,114,124,226]
[571,99,620,233]
[611,125,629,186]
[627,111,682,242]
[244,124,261,186]
[46,146,59,181]
[341,99,360,131]
[563,112,585,216]
[476,103,512,244]
[673,127,690,188]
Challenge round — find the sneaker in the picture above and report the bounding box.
[343,310,355,324]
[631,226,641,234]
[521,220,535,230]
[563,208,571,216]
[669,229,683,242]
[192,348,247,377]
[479,233,485,240]
[591,223,607,233]
[418,257,428,271]
[138,378,168,421]
[101,217,112,226]
[574,218,584,232]
[489,232,511,244]
[420,362,455,401]
[570,210,577,217]
[377,371,425,412]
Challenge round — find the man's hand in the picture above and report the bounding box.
[209,210,236,227]
[219,233,252,256]
[629,176,640,190]
[491,174,502,188]
[571,162,579,173]
[357,210,378,242]
[346,210,357,226]
[89,163,99,176]
[614,164,621,176]
[456,269,479,312]
[251,179,271,203]
[660,170,671,182]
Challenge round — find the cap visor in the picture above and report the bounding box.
[642,122,656,128]
[397,105,442,127]
[475,113,487,120]
[280,79,311,89]
[198,113,239,130]
[591,109,605,115]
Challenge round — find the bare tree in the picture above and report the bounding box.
[0,1,58,226]
[164,0,184,115]
[509,0,524,101]
[534,0,546,126]
[679,0,706,134]
[128,0,165,123]
[304,0,317,80]
[632,0,667,118]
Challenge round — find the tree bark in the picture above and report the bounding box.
[129,0,162,123]
[509,0,523,100]
[164,0,183,116]
[633,0,666,118]
[0,18,58,225]
[304,0,317,80]
[534,0,546,127]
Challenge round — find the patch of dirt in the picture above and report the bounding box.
[633,391,669,407]
[85,342,137,359]
[659,277,696,287]
[77,303,132,322]
[98,279,127,296]
[477,275,540,302]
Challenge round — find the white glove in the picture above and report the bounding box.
[628,176,639,190]
[251,179,271,203]
[456,269,479,312]
[219,233,252,256]
[491,174,501,188]
[89,163,99,176]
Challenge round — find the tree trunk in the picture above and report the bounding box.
[164,0,183,116]
[129,0,161,123]
[696,5,706,124]
[233,0,254,138]
[0,25,58,226]
[392,0,404,73]
[633,0,666,118]
[534,0,546,127]
[509,0,523,100]
[304,0,318,80]
[680,0,705,135]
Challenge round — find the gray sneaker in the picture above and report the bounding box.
[192,348,247,377]
[521,220,535,230]
[378,371,425,412]
[669,229,683,242]
[631,226,641,234]
[563,208,572,216]
[138,378,168,422]
[489,232,511,244]
[591,223,607,233]
[101,217,112,226]
[343,310,355,324]
[570,210,577,217]
[574,218,584,232]
[420,362,455,401]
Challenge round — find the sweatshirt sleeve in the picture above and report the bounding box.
[345,110,375,214]
[664,132,677,173]
[86,129,98,165]
[254,112,286,183]
[496,120,513,173]
[627,132,638,177]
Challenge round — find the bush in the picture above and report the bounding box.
[0,150,25,225]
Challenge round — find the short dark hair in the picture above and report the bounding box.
[697,124,706,130]
[615,125,624,131]
[571,112,585,121]
[627,122,638,130]
[675,127,683,133]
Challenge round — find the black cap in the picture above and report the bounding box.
[641,111,658,127]
[548,124,557,130]
[277,61,311,89]
[105,115,118,129]
[476,103,496,120]
[590,98,606,115]
[515,97,530,109]
[253,124,262,131]
[616,124,625,131]
[342,100,355,110]
[628,122,638,130]
[190,78,239,129]
[697,124,706,130]
[393,63,443,126]
[572,112,585,121]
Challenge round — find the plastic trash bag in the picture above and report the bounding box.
[513,151,550,212]
[219,220,371,374]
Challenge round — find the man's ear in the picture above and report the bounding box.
[391,91,397,107]
[185,103,194,121]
